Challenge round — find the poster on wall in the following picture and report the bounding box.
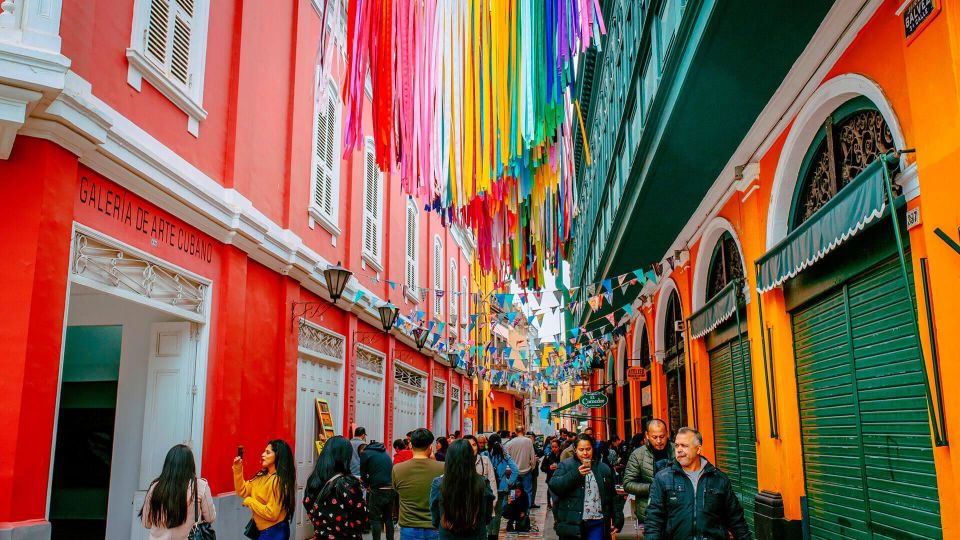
[315,398,337,455]
[463,418,474,436]
[641,386,652,407]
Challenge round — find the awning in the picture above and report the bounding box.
[688,280,739,340]
[548,399,585,418]
[756,160,887,293]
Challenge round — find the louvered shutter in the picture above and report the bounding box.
[461,277,468,324]
[449,261,457,321]
[433,240,442,317]
[363,145,380,260]
[145,0,194,88]
[405,206,417,289]
[314,96,337,218]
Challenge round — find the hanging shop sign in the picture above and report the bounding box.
[579,392,609,409]
[626,367,648,382]
[903,0,940,43]
[464,406,477,417]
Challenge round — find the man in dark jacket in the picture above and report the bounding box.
[644,428,751,540]
[548,434,625,540]
[540,438,563,509]
[623,418,675,523]
[360,440,395,540]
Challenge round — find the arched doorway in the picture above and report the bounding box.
[632,320,653,435]
[662,290,685,436]
[764,93,941,538]
[701,230,757,532]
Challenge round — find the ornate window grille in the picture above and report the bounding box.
[433,379,446,398]
[395,365,425,390]
[793,105,895,228]
[72,232,205,316]
[452,386,460,401]
[706,232,745,300]
[356,346,385,375]
[298,319,345,361]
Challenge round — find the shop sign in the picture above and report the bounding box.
[903,0,940,43]
[579,392,609,409]
[464,406,477,416]
[627,367,648,382]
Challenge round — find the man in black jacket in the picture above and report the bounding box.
[644,428,751,540]
[360,440,395,540]
[540,438,563,509]
[548,434,625,540]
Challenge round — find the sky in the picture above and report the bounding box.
[509,260,570,343]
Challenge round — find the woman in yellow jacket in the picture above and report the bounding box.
[233,439,296,539]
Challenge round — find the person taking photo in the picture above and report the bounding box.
[232,439,296,539]
[548,434,624,540]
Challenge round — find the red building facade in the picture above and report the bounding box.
[0,1,473,538]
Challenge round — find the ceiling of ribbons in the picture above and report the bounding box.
[341,0,606,288]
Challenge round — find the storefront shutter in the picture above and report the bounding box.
[791,256,941,539]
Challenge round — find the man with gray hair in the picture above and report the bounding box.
[623,418,674,524]
[644,427,751,540]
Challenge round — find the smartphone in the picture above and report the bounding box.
[237,446,244,459]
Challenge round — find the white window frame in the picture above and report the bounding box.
[127,0,211,136]
[309,73,343,236]
[361,137,383,270]
[461,276,469,325]
[405,200,420,303]
[433,236,443,319]
[449,259,458,333]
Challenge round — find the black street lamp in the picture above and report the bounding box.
[413,326,430,351]
[377,304,400,333]
[322,261,352,303]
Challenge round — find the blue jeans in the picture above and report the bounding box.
[583,519,605,540]
[399,527,439,540]
[258,521,290,540]
[518,471,534,506]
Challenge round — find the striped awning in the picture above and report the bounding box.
[756,160,887,293]
[688,280,739,340]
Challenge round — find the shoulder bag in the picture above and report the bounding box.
[188,479,216,540]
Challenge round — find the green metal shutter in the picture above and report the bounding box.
[792,256,942,539]
[710,337,758,532]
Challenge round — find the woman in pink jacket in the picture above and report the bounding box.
[140,444,216,539]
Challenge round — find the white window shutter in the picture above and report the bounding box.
[146,0,170,65]
[363,144,380,260]
[461,276,468,323]
[406,205,417,288]
[145,0,194,88]
[170,10,192,85]
[434,239,442,317]
[449,260,457,319]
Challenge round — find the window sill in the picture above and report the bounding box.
[126,48,207,135]
[405,288,420,304]
[362,251,383,273]
[309,206,341,236]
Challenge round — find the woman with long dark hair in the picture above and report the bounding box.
[233,439,296,539]
[140,444,216,539]
[430,439,494,539]
[303,435,369,539]
[463,435,498,509]
[484,433,519,540]
[435,436,450,462]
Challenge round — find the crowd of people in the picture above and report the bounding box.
[135,421,752,540]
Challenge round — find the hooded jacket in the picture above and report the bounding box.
[359,442,393,489]
[643,459,751,540]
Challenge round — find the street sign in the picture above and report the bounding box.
[579,392,609,409]
[627,367,648,382]
[464,406,477,416]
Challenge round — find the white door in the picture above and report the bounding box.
[294,355,342,540]
[393,384,426,442]
[131,322,197,539]
[432,396,447,436]
[356,373,384,442]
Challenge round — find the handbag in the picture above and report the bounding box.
[188,479,216,540]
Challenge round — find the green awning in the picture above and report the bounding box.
[548,399,585,418]
[688,280,739,340]
[756,160,887,293]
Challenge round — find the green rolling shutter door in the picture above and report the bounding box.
[791,256,942,539]
[709,337,758,531]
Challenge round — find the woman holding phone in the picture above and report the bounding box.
[233,439,297,539]
[548,434,624,540]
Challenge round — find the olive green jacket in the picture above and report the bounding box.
[622,443,675,520]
